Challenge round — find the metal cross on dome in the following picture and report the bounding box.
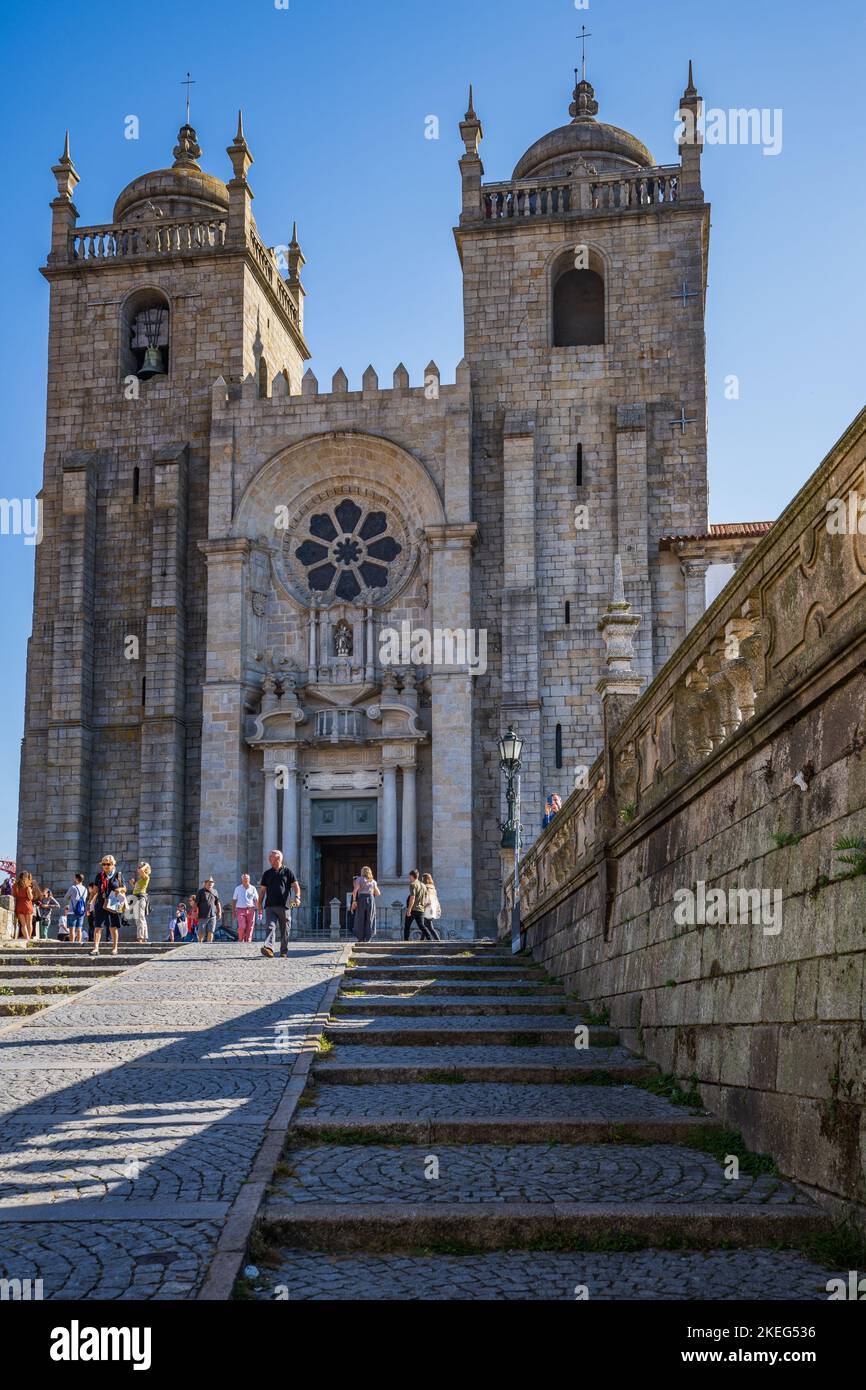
[576,25,592,81]
[181,72,195,125]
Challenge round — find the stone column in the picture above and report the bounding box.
[381,765,398,878]
[681,558,709,632]
[365,605,375,681]
[262,765,278,859]
[307,608,318,683]
[198,538,251,892]
[43,451,97,887]
[400,764,417,876]
[427,523,478,926]
[281,760,299,872]
[139,445,187,910]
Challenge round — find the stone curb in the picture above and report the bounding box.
[291,1114,723,1144]
[260,1201,831,1252]
[324,1025,620,1047]
[196,943,351,1301]
[312,1061,656,1084]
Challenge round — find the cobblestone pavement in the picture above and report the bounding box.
[273,1144,812,1205]
[0,944,344,1298]
[257,942,837,1302]
[0,1220,219,1300]
[252,1249,838,1301]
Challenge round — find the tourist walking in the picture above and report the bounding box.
[186,895,200,942]
[13,871,36,941]
[404,869,435,941]
[89,855,125,957]
[232,874,258,943]
[258,850,301,959]
[130,861,151,942]
[421,873,443,942]
[351,866,380,943]
[62,874,88,944]
[194,877,222,944]
[168,902,187,942]
[35,888,60,940]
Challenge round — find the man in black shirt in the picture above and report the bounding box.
[258,850,301,958]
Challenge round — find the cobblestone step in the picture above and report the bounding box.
[350,954,523,968]
[293,1081,721,1144]
[251,1248,840,1301]
[333,995,575,1016]
[268,1142,812,1207]
[255,945,833,1302]
[324,1017,618,1046]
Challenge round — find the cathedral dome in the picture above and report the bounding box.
[513,78,654,180]
[113,124,229,223]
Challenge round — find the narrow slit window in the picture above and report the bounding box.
[141,676,146,707]
[565,601,571,626]
[555,724,564,770]
[576,444,583,487]
[133,466,140,503]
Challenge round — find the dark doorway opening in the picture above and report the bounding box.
[316,836,377,927]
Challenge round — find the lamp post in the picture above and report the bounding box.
[499,726,524,955]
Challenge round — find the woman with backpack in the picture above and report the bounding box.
[421,873,443,942]
[63,874,88,944]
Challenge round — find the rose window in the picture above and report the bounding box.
[294,497,403,603]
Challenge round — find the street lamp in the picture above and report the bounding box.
[499,726,524,954]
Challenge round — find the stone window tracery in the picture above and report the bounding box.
[294,497,403,603]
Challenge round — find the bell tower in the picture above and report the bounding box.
[455,67,710,930]
[18,116,310,907]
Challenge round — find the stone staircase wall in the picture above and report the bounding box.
[503,405,866,1223]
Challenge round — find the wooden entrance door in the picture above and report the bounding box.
[318,837,377,924]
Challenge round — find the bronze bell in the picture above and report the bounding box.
[138,345,166,380]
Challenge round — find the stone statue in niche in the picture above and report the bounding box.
[334,621,353,658]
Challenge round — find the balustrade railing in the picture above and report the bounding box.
[70,219,227,260]
[482,165,681,221]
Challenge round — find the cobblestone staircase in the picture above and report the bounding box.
[253,943,839,1301]
[0,942,179,1018]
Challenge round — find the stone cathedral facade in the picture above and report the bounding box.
[19,68,713,934]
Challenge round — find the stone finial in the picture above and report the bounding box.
[424,360,440,385]
[51,130,80,201]
[302,368,318,397]
[226,110,253,182]
[393,363,410,391]
[272,372,290,399]
[569,77,599,121]
[597,556,642,681]
[332,368,348,393]
[459,84,483,155]
[455,357,471,387]
[684,59,698,98]
[172,123,203,169]
[362,364,379,393]
[287,220,305,282]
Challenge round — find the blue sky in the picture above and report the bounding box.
[1,0,864,857]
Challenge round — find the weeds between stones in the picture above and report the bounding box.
[802,1222,866,1270]
[636,1072,705,1110]
[682,1125,778,1176]
[583,1004,611,1027]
